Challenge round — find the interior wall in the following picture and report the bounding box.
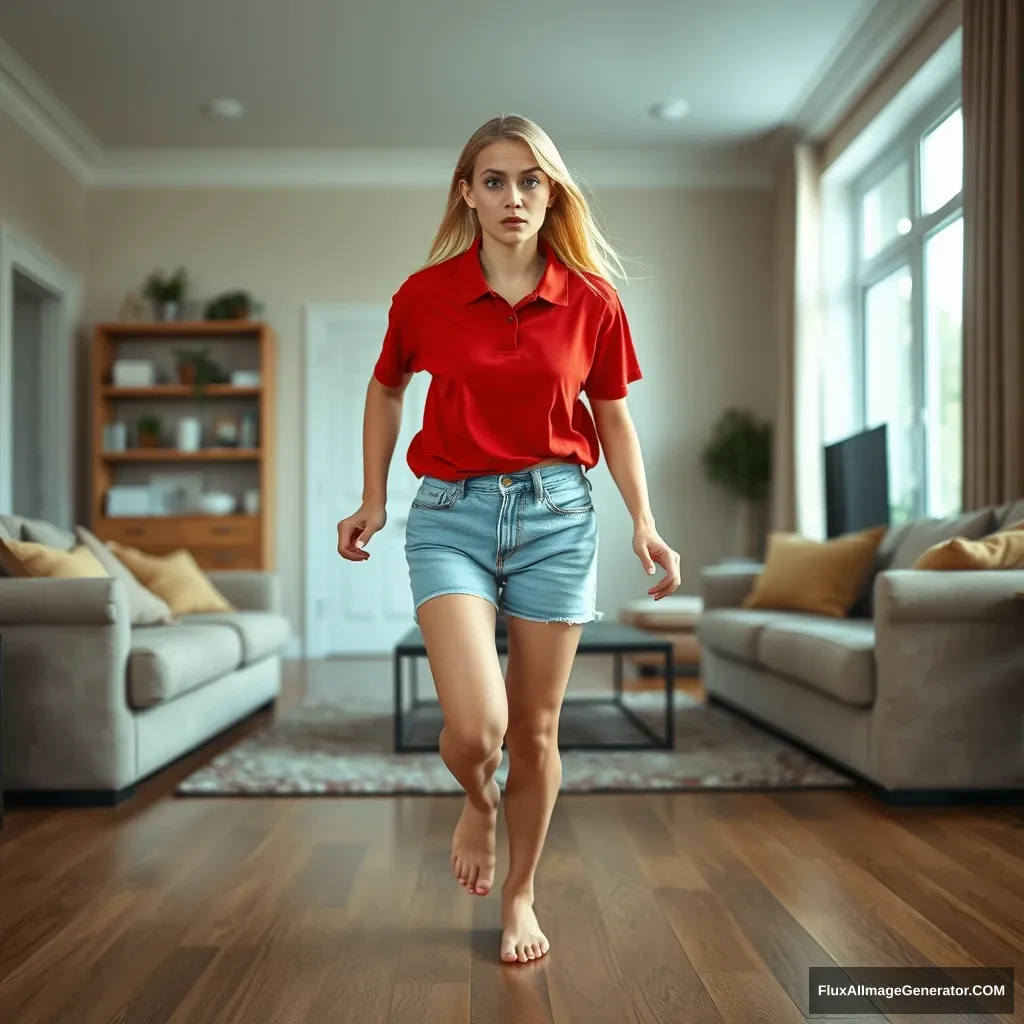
[84,184,775,641]
[0,109,88,274]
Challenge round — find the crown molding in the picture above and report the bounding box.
[782,0,945,140]
[0,35,102,185]
[0,30,769,191]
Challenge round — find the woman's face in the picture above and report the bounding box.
[460,140,557,247]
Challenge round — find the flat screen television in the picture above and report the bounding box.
[824,424,890,538]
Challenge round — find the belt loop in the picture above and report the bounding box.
[531,468,544,502]
[456,478,465,499]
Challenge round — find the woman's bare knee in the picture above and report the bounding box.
[506,714,558,770]
[443,717,506,763]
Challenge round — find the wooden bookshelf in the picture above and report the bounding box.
[90,320,277,571]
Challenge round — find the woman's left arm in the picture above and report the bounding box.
[591,398,681,599]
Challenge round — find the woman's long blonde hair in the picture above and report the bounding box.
[424,114,629,285]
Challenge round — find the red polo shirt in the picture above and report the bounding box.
[373,237,642,481]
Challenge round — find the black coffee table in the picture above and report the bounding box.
[392,620,674,753]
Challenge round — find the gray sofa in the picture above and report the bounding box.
[697,500,1024,799]
[0,514,290,804]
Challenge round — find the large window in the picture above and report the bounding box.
[852,96,964,523]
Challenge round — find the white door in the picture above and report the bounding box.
[304,304,428,656]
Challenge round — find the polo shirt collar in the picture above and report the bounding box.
[456,235,569,306]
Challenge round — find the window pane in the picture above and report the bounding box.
[864,267,917,523]
[924,216,964,517]
[921,107,963,215]
[861,161,911,259]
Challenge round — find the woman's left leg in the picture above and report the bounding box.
[500,614,582,963]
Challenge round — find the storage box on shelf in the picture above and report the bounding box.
[90,320,277,571]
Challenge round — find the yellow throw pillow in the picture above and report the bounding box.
[0,538,109,579]
[108,543,234,615]
[913,526,1024,570]
[742,525,887,618]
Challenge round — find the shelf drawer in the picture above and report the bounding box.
[98,516,259,549]
[190,547,262,571]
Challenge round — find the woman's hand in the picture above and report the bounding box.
[633,523,681,600]
[337,502,387,561]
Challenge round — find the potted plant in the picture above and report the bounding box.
[143,267,188,321]
[174,347,224,397]
[204,289,256,321]
[701,407,773,560]
[137,414,162,448]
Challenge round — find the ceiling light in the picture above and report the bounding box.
[649,99,690,121]
[205,98,245,119]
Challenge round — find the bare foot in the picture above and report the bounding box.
[500,891,549,963]
[451,781,499,896]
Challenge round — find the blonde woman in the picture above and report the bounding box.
[337,114,681,964]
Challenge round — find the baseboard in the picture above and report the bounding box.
[4,785,136,808]
[705,694,1024,807]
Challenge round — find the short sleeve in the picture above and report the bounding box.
[372,285,414,387]
[583,291,642,400]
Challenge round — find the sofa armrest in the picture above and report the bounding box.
[205,570,281,613]
[0,577,124,625]
[699,564,763,609]
[874,569,1024,623]
[0,578,136,793]
[870,570,1024,790]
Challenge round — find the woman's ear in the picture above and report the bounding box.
[459,179,476,209]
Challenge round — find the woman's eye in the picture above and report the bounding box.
[523,177,540,188]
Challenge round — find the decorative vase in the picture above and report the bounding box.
[734,498,765,561]
[157,300,180,322]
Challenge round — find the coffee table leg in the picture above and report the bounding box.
[664,646,675,749]
[613,652,623,704]
[393,651,404,752]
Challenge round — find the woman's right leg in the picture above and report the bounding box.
[417,592,508,896]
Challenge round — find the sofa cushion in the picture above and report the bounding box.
[757,618,876,708]
[128,623,243,708]
[619,594,703,631]
[180,611,290,664]
[19,517,77,550]
[697,609,790,664]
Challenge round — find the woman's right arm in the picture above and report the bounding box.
[361,373,411,507]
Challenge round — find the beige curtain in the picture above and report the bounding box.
[771,143,826,538]
[962,0,1024,508]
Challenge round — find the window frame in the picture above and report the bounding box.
[849,76,964,520]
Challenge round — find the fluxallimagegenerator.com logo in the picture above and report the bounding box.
[808,967,1014,1016]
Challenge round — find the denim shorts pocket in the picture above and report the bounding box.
[411,478,459,511]
[541,479,593,516]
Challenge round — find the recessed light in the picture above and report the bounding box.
[649,99,690,121]
[205,98,245,119]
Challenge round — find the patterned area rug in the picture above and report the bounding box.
[176,691,854,796]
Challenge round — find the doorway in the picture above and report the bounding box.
[303,303,428,657]
[0,227,80,527]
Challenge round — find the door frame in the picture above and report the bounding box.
[0,225,81,527]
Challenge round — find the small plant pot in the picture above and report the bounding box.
[177,361,197,386]
[156,300,181,322]
[138,432,161,448]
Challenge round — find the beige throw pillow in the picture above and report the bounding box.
[0,537,109,579]
[75,526,176,625]
[912,520,1024,570]
[742,525,887,618]
[108,543,235,616]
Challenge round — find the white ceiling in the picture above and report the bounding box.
[0,0,931,154]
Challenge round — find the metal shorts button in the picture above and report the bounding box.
[501,476,513,486]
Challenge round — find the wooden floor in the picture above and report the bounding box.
[1,662,1023,1023]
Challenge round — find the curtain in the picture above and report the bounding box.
[771,143,826,538]
[962,0,1024,507]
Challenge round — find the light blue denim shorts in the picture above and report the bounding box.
[404,463,603,625]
